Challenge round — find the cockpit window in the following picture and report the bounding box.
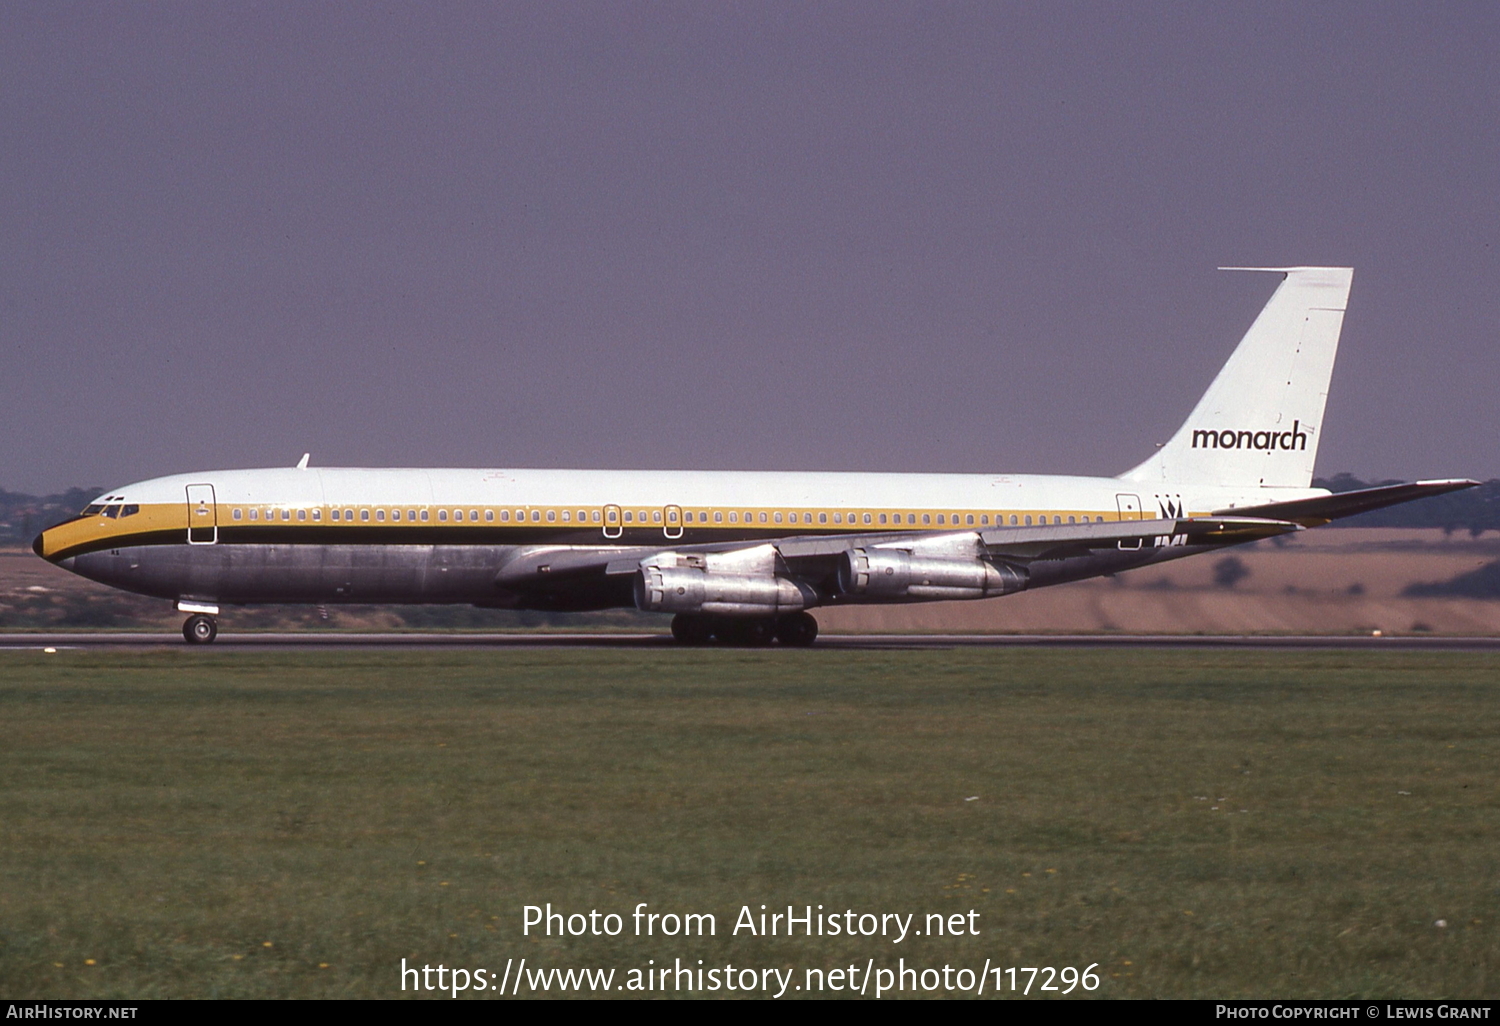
[83,504,104,515]
[120,504,140,517]
[101,505,120,519]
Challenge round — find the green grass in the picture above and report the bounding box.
[1,649,1497,998]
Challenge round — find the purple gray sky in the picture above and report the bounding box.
[3,2,1497,495]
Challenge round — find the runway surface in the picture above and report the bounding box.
[5,632,1500,651]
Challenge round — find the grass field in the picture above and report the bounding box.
[2,648,1497,999]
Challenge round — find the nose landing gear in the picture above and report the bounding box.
[182,614,218,644]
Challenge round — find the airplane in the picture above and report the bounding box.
[33,266,1476,645]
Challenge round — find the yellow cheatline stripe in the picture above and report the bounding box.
[43,499,1142,557]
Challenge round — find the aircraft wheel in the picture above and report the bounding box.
[183,614,218,645]
[716,618,774,647]
[775,611,819,646]
[670,614,711,646]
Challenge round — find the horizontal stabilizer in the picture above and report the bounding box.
[1212,479,1480,526]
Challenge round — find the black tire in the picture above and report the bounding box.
[183,615,218,644]
[715,618,774,647]
[670,614,711,646]
[774,611,819,646]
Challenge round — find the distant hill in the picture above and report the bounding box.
[3,475,1496,547]
[0,488,102,546]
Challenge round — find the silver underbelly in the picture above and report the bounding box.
[67,544,521,605]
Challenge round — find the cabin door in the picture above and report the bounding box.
[603,504,623,540]
[186,484,218,544]
[1115,492,1144,550]
[664,504,683,540]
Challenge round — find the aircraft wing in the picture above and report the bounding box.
[1213,479,1480,526]
[492,515,1300,600]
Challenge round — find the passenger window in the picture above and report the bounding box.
[592,511,601,522]
[578,510,587,522]
[819,512,828,524]
[730,512,738,523]
[330,509,339,521]
[1068,515,1076,523]
[774,512,783,523]
[922,514,930,525]
[312,509,321,521]
[547,510,556,522]
[1025,515,1032,525]
[654,510,662,523]
[531,510,540,522]
[420,510,429,521]
[344,509,353,521]
[1010,515,1019,525]
[561,510,570,522]
[282,509,291,521]
[251,508,260,521]
[361,509,370,522]
[936,514,944,524]
[466,510,475,521]
[878,513,886,525]
[376,509,385,522]
[500,510,509,522]
[981,515,989,525]
[625,511,633,523]
[439,510,448,522]
[233,509,243,520]
[299,509,308,521]
[967,514,974,525]
[391,510,399,521]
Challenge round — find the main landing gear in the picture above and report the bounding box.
[670,611,819,647]
[182,614,218,644]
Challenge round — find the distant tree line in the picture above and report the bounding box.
[1313,475,1500,536]
[0,487,102,546]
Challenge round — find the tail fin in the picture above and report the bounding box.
[1121,266,1353,489]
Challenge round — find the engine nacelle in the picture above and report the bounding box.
[634,564,811,617]
[838,548,1027,602]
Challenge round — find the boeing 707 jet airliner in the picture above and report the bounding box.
[33,267,1476,644]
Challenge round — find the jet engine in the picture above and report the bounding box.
[634,564,811,616]
[838,547,1027,602]
[633,545,814,617]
